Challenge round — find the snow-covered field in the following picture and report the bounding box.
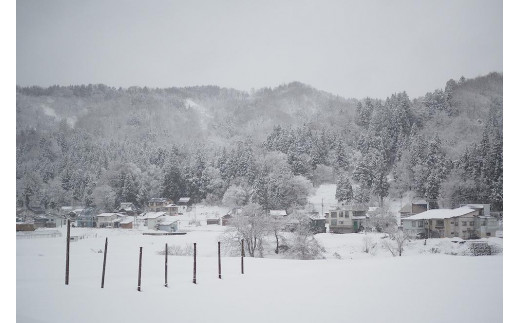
[17,225,502,323]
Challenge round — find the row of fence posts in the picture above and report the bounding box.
[64,220,246,290]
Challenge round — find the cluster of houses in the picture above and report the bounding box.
[17,194,501,240]
[16,197,193,233]
[323,200,501,239]
[400,202,500,239]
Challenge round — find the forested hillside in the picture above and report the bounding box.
[16,72,503,213]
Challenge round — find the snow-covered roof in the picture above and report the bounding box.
[402,207,476,221]
[119,217,134,224]
[412,200,428,205]
[165,204,178,207]
[149,198,169,203]
[178,197,191,203]
[159,217,180,225]
[97,213,117,217]
[269,210,287,216]
[463,204,490,210]
[308,214,326,220]
[142,212,166,219]
[399,204,412,213]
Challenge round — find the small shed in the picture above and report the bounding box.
[206,217,220,225]
[158,218,180,233]
[119,217,134,229]
[308,214,326,234]
[221,214,233,226]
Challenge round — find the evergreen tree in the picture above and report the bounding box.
[335,173,354,204]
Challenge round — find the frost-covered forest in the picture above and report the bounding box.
[16,72,503,212]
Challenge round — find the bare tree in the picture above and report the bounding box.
[382,229,410,257]
[362,234,378,254]
[270,214,288,254]
[287,216,325,260]
[225,203,270,257]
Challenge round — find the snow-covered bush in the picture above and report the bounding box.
[157,243,194,256]
[362,234,378,254]
[286,218,325,260]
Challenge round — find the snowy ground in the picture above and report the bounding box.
[17,225,502,323]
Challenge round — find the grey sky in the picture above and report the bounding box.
[17,0,502,99]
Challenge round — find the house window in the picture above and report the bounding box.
[455,221,458,226]
[339,212,344,218]
[418,221,424,228]
[412,221,416,227]
[462,221,467,226]
[469,221,474,226]
[331,212,337,218]
[339,221,344,225]
[436,220,443,226]
[345,212,350,218]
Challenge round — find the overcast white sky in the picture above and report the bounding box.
[16,0,502,99]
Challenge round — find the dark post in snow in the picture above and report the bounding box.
[164,243,168,287]
[101,237,108,288]
[65,219,70,285]
[193,243,197,284]
[218,241,222,279]
[241,239,244,274]
[137,247,142,292]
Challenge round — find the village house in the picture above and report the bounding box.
[76,207,97,227]
[177,197,192,214]
[147,198,173,212]
[308,213,326,234]
[164,204,179,216]
[157,217,180,232]
[222,208,242,226]
[326,204,368,233]
[139,212,167,230]
[96,213,127,228]
[399,199,430,219]
[117,216,135,229]
[116,202,140,216]
[401,206,500,239]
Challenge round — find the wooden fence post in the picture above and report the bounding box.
[193,243,197,284]
[101,237,108,288]
[65,219,70,285]
[165,243,168,287]
[137,247,142,292]
[241,239,244,274]
[218,241,221,279]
